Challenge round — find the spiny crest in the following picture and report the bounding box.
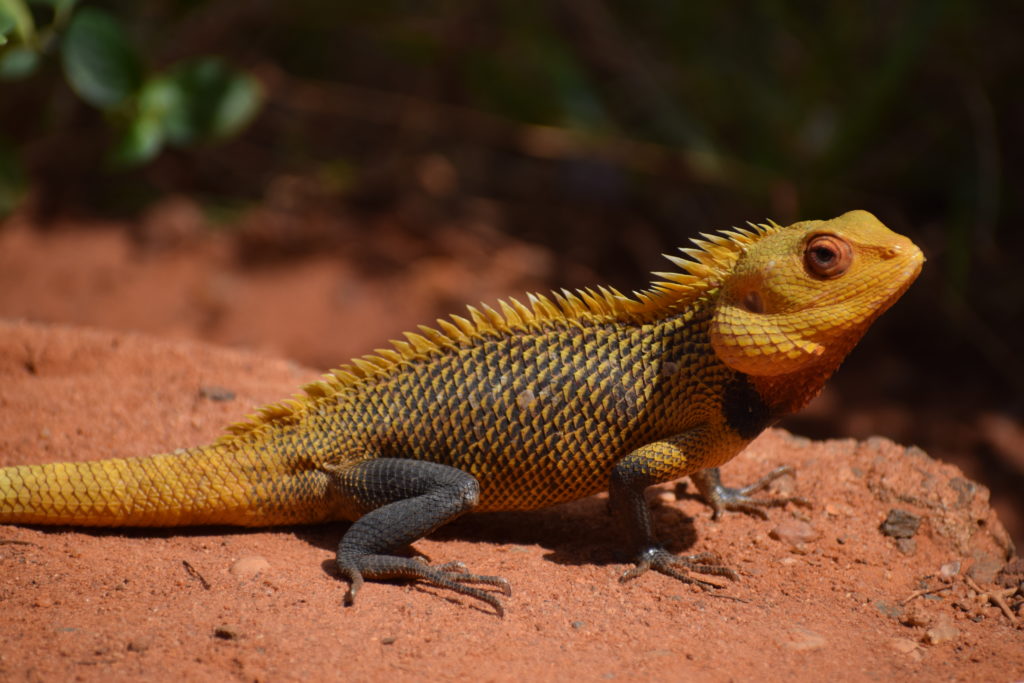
[222,220,781,439]
[635,219,780,315]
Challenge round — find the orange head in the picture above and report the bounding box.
[709,210,924,376]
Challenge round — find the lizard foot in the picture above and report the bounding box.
[692,465,811,520]
[619,548,739,589]
[338,555,512,616]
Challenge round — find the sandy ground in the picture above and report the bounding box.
[1,320,1021,681]
[1,214,1022,680]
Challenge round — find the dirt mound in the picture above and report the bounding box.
[1,321,1021,681]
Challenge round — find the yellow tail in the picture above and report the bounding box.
[0,444,338,527]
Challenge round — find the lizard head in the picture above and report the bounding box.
[709,210,924,377]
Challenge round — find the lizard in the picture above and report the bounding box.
[0,210,923,615]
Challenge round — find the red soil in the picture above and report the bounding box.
[0,216,1021,680]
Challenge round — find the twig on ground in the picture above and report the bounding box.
[965,576,1019,626]
[901,583,953,604]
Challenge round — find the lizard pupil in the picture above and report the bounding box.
[812,247,835,264]
[804,235,852,278]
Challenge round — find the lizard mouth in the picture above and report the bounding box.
[886,244,925,300]
[823,240,924,310]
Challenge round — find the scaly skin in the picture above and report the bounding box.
[0,210,923,615]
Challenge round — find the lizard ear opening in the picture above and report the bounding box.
[740,290,765,314]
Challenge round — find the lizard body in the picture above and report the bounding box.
[0,210,923,614]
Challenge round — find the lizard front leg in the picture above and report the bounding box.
[328,458,511,615]
[691,466,810,520]
[609,433,738,590]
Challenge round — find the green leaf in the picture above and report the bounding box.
[137,73,182,122]
[207,68,262,139]
[0,12,15,44]
[61,7,142,109]
[161,58,262,145]
[112,110,164,166]
[0,45,38,79]
[0,0,35,46]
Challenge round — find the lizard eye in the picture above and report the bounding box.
[804,234,852,279]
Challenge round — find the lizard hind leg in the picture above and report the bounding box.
[329,458,511,616]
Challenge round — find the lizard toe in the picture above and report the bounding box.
[621,547,738,589]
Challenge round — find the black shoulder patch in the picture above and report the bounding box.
[722,374,774,440]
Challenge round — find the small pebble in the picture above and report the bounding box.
[966,553,1002,585]
[997,556,1024,588]
[924,615,959,645]
[889,638,919,654]
[875,601,903,619]
[939,560,961,581]
[126,638,151,653]
[769,519,819,546]
[879,509,920,539]
[895,538,917,555]
[230,555,271,579]
[214,625,242,640]
[199,386,236,402]
[900,603,932,627]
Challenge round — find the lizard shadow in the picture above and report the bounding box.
[440,495,704,568]
[294,490,706,572]
[15,491,706,583]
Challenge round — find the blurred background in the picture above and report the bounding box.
[1,2,1021,546]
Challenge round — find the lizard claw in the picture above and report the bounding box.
[338,554,511,616]
[620,547,738,589]
[409,563,512,616]
[692,465,811,520]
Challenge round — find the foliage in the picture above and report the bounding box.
[0,1,1019,291]
[0,0,261,193]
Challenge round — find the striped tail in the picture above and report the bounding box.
[0,444,338,527]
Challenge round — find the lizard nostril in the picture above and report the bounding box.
[883,245,903,259]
